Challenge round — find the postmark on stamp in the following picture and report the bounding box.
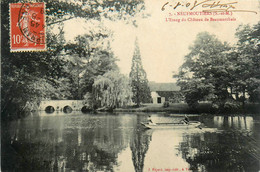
[10,2,46,52]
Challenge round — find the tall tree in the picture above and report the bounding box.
[176,28,260,111]
[129,39,151,106]
[234,22,260,103]
[64,32,117,99]
[176,32,232,109]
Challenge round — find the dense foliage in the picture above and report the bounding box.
[175,22,260,111]
[129,39,151,106]
[64,33,118,100]
[93,70,133,109]
[235,23,260,103]
[1,0,144,119]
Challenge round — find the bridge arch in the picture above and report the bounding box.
[39,100,89,112]
[63,105,72,113]
[45,106,55,113]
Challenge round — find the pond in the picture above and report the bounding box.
[2,112,260,172]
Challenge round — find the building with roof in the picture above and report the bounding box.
[149,82,183,104]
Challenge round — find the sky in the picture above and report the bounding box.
[63,0,260,83]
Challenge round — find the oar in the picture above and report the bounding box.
[196,125,202,129]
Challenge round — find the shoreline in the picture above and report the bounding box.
[113,103,260,114]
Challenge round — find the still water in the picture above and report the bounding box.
[2,112,260,172]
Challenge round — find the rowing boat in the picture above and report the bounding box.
[141,121,201,129]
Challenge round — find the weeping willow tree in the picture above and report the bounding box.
[93,70,133,109]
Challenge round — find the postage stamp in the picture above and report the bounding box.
[10,2,46,52]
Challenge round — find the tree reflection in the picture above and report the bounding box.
[2,114,133,171]
[178,116,259,171]
[3,114,259,172]
[130,127,151,172]
[214,116,254,131]
[178,131,260,172]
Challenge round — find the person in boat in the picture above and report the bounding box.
[182,115,189,124]
[147,115,156,125]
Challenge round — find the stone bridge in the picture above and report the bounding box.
[39,100,89,112]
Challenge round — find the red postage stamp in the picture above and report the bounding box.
[10,2,46,52]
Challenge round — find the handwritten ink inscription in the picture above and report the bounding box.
[161,0,257,14]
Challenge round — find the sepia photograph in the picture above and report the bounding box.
[1,0,260,171]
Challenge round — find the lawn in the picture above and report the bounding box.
[114,102,260,114]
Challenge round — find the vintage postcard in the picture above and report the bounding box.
[1,0,260,171]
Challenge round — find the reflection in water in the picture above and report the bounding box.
[2,112,260,172]
[179,131,260,172]
[179,115,259,172]
[143,130,190,171]
[130,116,151,172]
[4,113,137,171]
[214,116,253,131]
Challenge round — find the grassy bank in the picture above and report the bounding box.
[114,103,260,114]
